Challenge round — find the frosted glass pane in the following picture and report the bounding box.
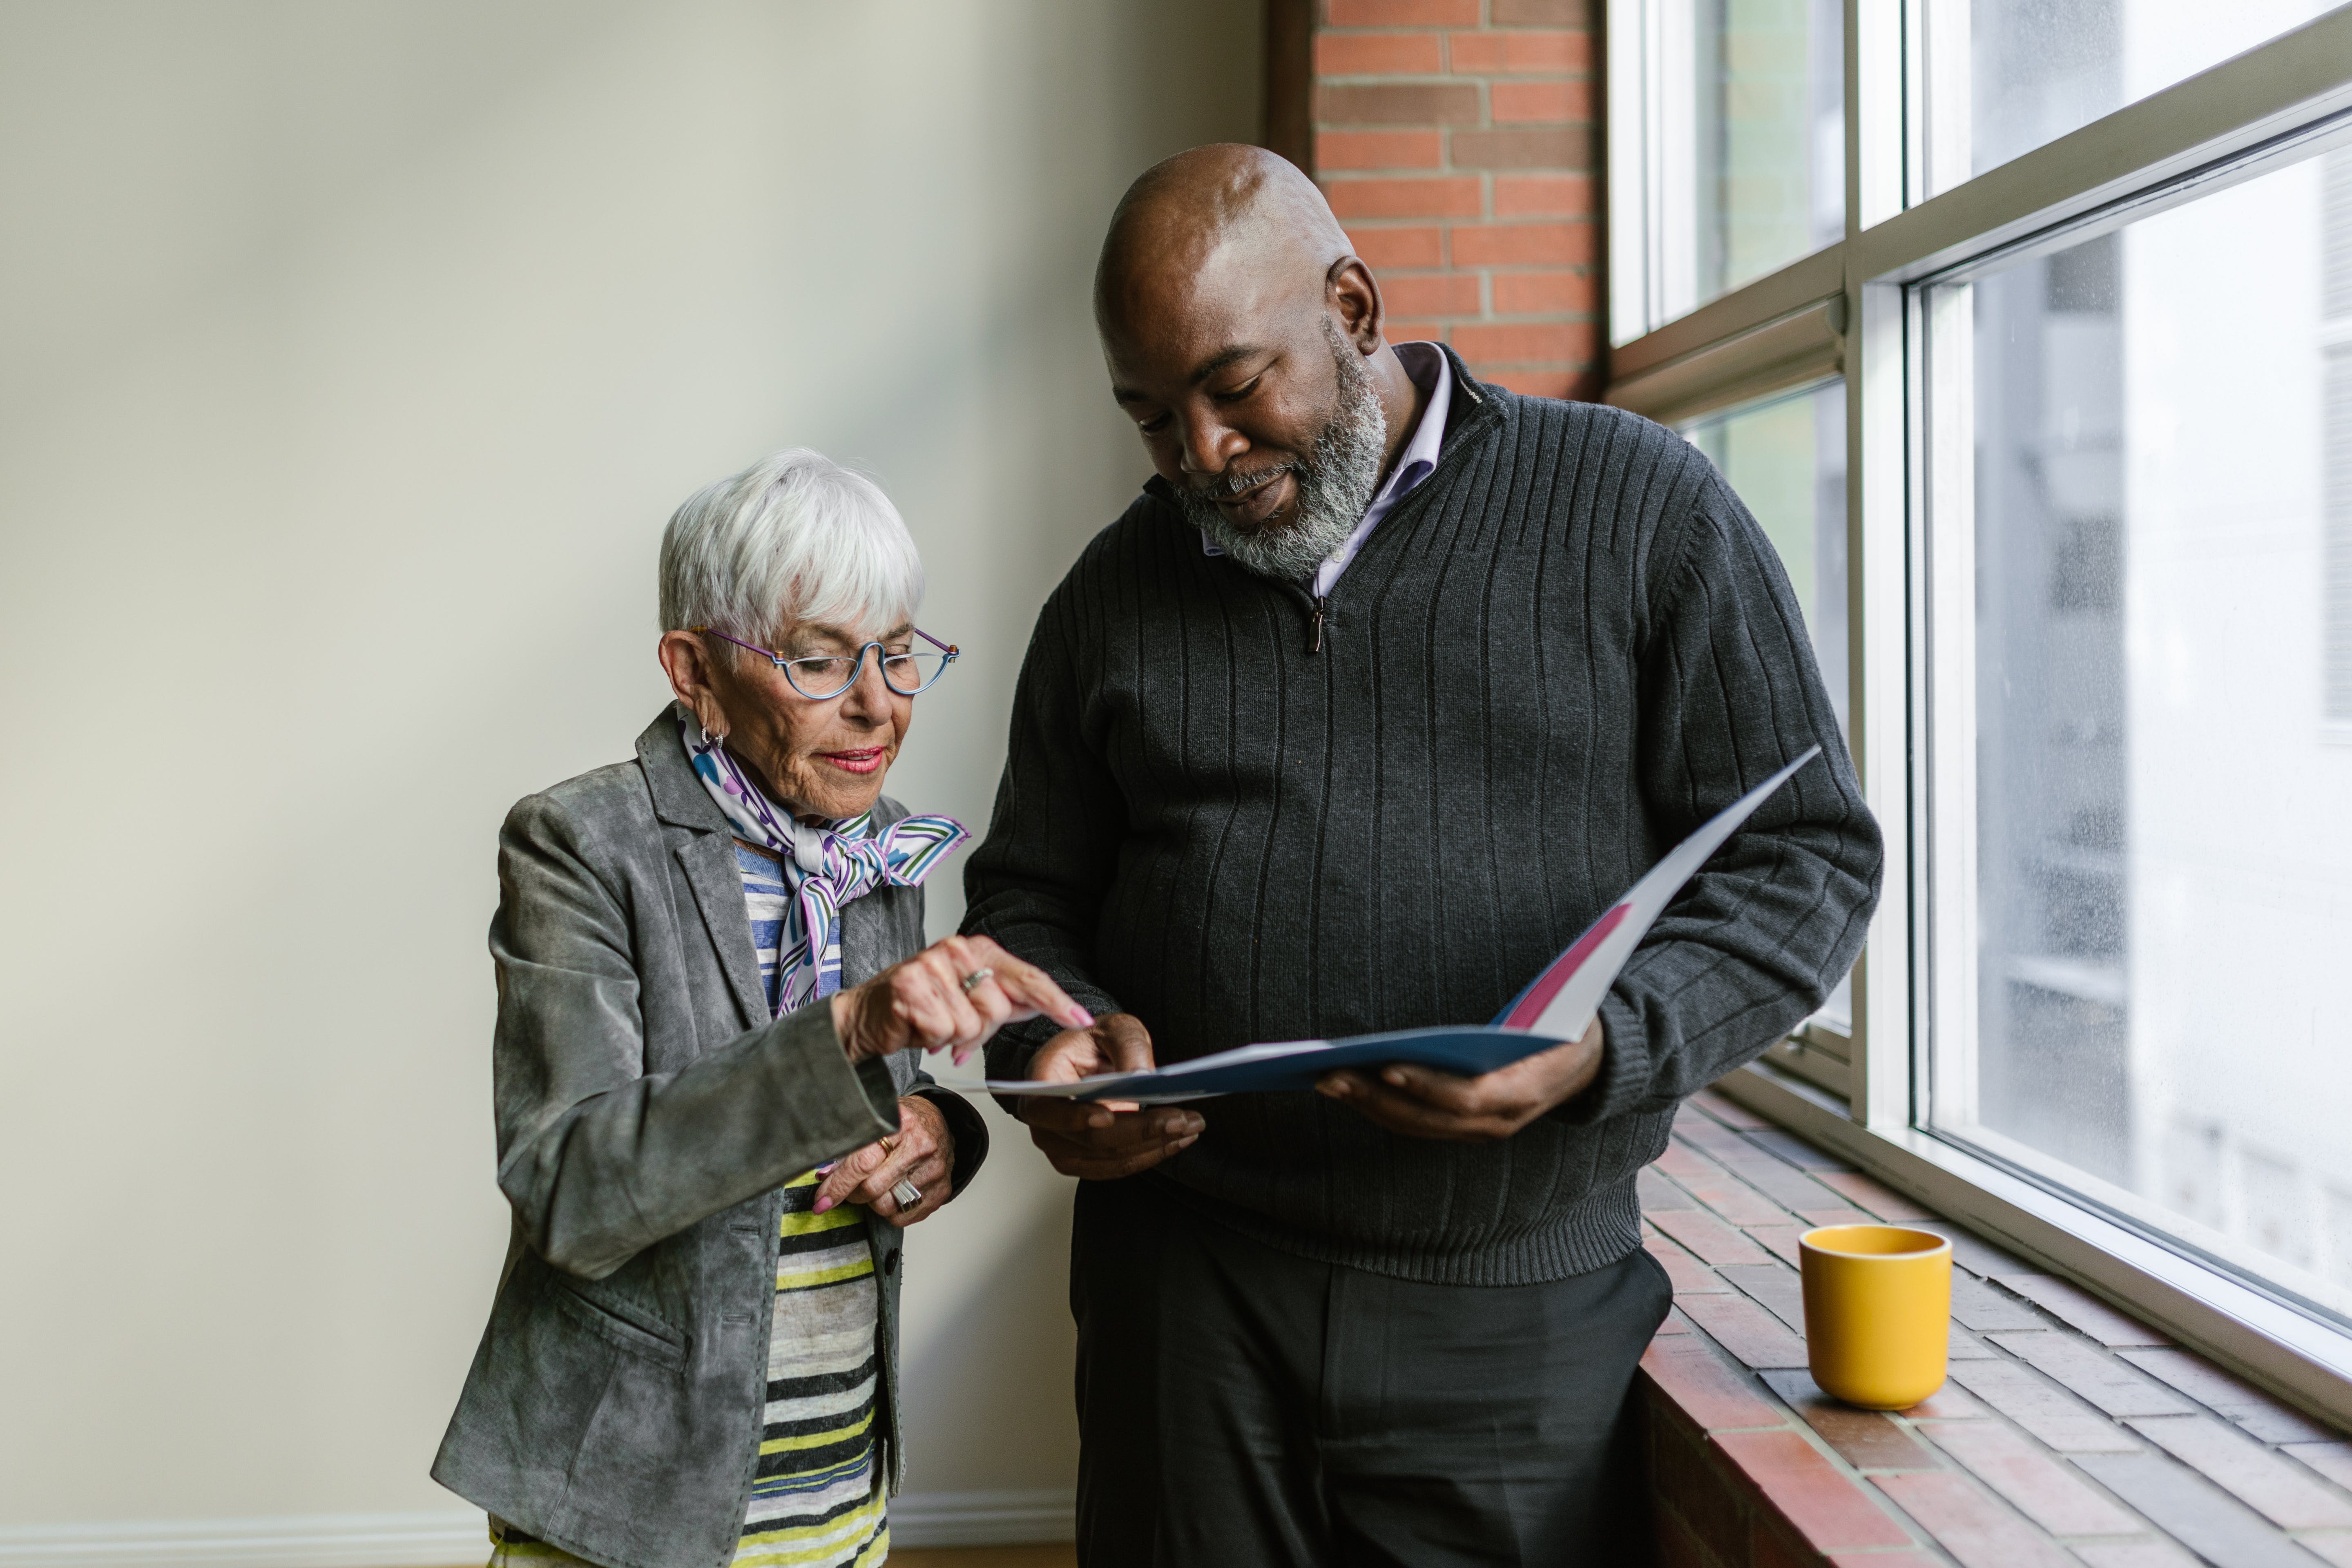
[1644,0,1844,326]
[1930,0,2336,194]
[1933,147,2352,1318]
[1700,0,1843,293]
[1685,380,1848,736]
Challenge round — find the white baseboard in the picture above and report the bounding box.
[0,1512,491,1568]
[0,1491,1076,1566]
[890,1488,1076,1547]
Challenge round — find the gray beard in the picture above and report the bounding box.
[1175,322,1389,583]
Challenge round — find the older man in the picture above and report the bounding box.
[964,145,1882,1565]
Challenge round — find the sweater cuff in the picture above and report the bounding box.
[1549,993,1652,1127]
[909,1085,991,1196]
[983,1013,1061,1076]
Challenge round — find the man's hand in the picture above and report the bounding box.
[1315,1016,1606,1141]
[1019,1014,1203,1180]
[830,934,1091,1067]
[813,1095,954,1227]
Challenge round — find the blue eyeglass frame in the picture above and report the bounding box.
[691,625,960,699]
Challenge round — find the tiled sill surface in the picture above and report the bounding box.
[1642,1088,2352,1567]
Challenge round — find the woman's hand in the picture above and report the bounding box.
[812,1095,955,1226]
[830,933,1091,1066]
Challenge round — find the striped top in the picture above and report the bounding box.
[732,839,887,1568]
[737,814,872,1012]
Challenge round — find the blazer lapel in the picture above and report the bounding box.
[635,709,929,1028]
[638,707,770,1031]
[676,834,770,1030]
[839,881,900,992]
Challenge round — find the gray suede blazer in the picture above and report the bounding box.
[433,708,988,1568]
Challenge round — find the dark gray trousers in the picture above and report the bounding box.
[1070,1174,1672,1568]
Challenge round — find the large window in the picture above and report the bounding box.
[1609,0,2352,1416]
[1924,153,2352,1325]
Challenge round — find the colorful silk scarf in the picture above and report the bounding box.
[678,711,967,1015]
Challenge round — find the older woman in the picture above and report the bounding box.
[432,450,1085,1568]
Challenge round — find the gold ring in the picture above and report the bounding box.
[878,1135,897,1155]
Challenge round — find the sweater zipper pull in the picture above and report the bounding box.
[1308,595,1326,656]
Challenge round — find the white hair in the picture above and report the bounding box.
[658,448,925,652]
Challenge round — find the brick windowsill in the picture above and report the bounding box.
[1642,1088,2352,1567]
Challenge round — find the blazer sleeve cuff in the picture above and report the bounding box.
[768,999,904,1152]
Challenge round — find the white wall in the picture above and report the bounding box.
[0,0,1259,1528]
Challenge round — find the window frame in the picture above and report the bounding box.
[1605,0,2352,1429]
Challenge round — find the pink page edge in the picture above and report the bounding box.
[1498,902,1631,1030]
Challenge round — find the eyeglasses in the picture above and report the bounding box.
[692,626,960,700]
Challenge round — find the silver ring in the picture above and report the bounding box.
[890,1177,923,1209]
[959,967,995,994]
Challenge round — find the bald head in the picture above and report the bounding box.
[1091,143,1421,575]
[1094,144,1352,336]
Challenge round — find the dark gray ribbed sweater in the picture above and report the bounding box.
[965,349,1881,1286]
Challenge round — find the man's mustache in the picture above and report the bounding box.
[1191,462,1300,504]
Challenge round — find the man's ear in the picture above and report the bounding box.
[1328,257,1386,354]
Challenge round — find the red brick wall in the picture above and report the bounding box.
[1307,0,1602,400]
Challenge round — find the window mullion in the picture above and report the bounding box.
[1606,0,1651,346]
[1843,0,1913,1135]
[1854,0,1905,230]
[1917,279,1977,1136]
[1845,275,1912,1133]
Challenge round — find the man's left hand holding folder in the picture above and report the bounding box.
[1022,1013,1204,1178]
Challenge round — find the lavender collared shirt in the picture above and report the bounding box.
[1198,339,1455,597]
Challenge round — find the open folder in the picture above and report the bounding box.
[984,745,1824,1106]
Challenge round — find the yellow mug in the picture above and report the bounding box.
[1799,1225,1952,1409]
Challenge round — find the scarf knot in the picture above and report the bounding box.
[680,714,966,1013]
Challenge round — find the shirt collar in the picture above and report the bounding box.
[1370,340,1451,510]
